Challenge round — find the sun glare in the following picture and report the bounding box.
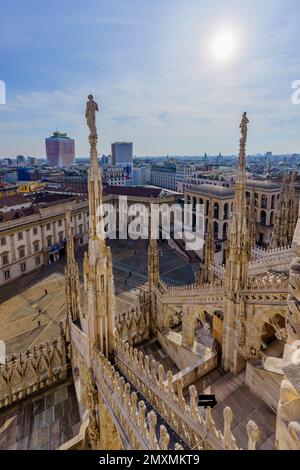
[212,31,236,61]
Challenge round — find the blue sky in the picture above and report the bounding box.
[0,0,300,157]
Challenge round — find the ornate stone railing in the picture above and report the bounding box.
[242,291,288,305]
[251,245,291,261]
[248,272,288,291]
[114,341,261,450]
[249,248,292,275]
[211,263,226,280]
[92,351,184,450]
[158,279,224,294]
[0,324,68,409]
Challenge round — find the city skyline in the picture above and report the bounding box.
[0,0,300,157]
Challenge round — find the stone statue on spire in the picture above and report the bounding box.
[239,112,249,145]
[85,94,99,137]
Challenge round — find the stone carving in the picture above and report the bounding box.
[239,111,249,143]
[0,324,67,409]
[85,94,99,137]
[85,367,100,449]
[246,420,261,450]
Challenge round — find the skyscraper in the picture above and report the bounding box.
[16,155,26,166]
[111,142,133,185]
[45,131,75,168]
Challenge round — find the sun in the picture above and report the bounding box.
[212,31,236,61]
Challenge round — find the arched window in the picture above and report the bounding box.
[193,196,197,210]
[271,195,275,209]
[246,191,250,205]
[186,195,190,204]
[192,212,196,228]
[260,210,267,225]
[214,202,219,219]
[270,211,274,226]
[223,222,228,239]
[261,194,267,209]
[214,221,219,238]
[255,192,258,207]
[223,203,229,219]
[206,200,209,216]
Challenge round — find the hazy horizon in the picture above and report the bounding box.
[1,0,300,157]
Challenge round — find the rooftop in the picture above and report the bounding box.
[47,131,73,140]
[246,179,281,190]
[0,181,17,189]
[104,185,163,198]
[187,179,282,197]
[188,183,234,197]
[0,194,31,209]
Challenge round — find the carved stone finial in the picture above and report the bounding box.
[223,406,238,449]
[159,425,170,450]
[246,420,261,450]
[148,410,158,449]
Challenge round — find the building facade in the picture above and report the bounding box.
[111,142,133,186]
[184,179,290,249]
[0,188,176,287]
[0,181,17,199]
[151,163,195,191]
[101,166,126,186]
[0,198,88,285]
[133,166,151,185]
[45,131,75,168]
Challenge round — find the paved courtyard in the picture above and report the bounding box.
[0,239,197,357]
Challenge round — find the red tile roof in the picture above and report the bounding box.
[0,194,30,208]
[104,185,162,198]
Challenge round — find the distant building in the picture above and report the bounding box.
[111,142,133,185]
[45,131,75,168]
[101,166,126,186]
[101,155,111,166]
[151,162,195,191]
[2,158,12,167]
[0,194,32,212]
[4,171,18,183]
[133,166,151,185]
[16,155,26,166]
[0,187,176,286]
[17,181,45,194]
[151,163,176,190]
[175,164,195,191]
[27,156,36,166]
[0,182,18,199]
[17,167,32,181]
[184,179,283,251]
